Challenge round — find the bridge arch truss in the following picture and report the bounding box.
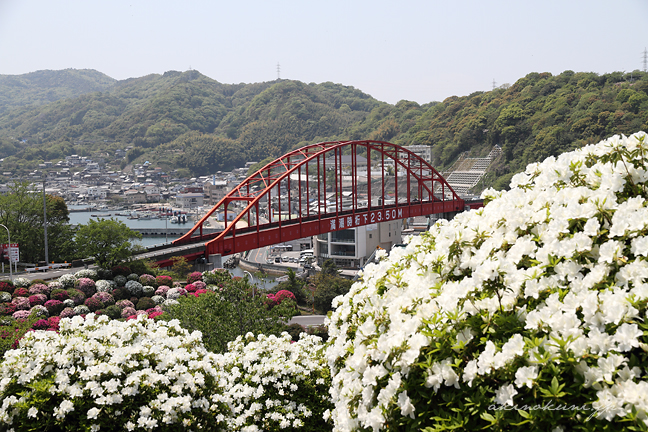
[174,140,464,257]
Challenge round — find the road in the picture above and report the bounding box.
[289,315,326,327]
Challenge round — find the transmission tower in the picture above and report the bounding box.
[643,48,647,73]
[492,79,497,90]
[277,62,281,79]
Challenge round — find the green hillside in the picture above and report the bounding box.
[0,69,647,190]
[0,69,116,113]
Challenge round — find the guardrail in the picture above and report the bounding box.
[25,263,72,273]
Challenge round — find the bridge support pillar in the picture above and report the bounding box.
[208,254,222,269]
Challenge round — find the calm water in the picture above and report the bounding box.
[67,210,188,247]
[68,209,278,288]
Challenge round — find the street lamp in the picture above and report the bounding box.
[0,224,12,282]
[243,270,255,298]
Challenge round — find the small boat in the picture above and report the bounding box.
[170,216,179,224]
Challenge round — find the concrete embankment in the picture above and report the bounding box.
[133,228,221,236]
[238,258,290,276]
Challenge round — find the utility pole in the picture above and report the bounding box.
[43,177,48,264]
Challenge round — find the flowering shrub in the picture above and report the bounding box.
[0,281,13,293]
[32,318,49,330]
[12,310,30,320]
[166,288,186,300]
[152,295,165,305]
[83,297,104,312]
[12,278,30,288]
[0,292,10,303]
[11,297,30,311]
[193,281,207,291]
[29,305,48,318]
[155,285,170,296]
[202,269,231,286]
[0,303,16,316]
[0,315,228,431]
[95,279,115,293]
[121,307,136,318]
[28,294,46,307]
[92,292,115,306]
[142,285,155,297]
[274,289,296,305]
[60,307,75,318]
[47,281,62,291]
[28,283,50,295]
[74,269,98,280]
[115,299,135,309]
[113,275,127,287]
[136,297,155,311]
[57,273,76,288]
[139,273,156,286]
[44,300,65,316]
[187,271,202,284]
[156,275,173,286]
[185,283,198,293]
[73,305,90,315]
[67,288,86,305]
[215,332,333,431]
[127,273,139,281]
[50,289,69,302]
[12,288,28,298]
[124,280,143,297]
[110,265,130,276]
[326,132,648,431]
[75,277,96,297]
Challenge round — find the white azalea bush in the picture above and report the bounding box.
[214,332,333,431]
[0,314,229,431]
[326,132,648,431]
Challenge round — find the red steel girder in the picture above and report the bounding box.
[173,140,463,256]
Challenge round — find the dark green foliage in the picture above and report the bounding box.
[0,182,76,263]
[312,260,353,313]
[162,277,298,353]
[1,69,647,190]
[103,305,122,319]
[136,297,155,311]
[75,218,142,269]
[112,288,127,300]
[0,315,38,358]
[283,323,305,342]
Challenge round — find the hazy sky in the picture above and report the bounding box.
[1,0,647,104]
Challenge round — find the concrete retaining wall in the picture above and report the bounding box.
[238,259,288,276]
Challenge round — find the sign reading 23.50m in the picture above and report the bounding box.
[329,208,404,231]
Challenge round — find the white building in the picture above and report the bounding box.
[313,219,402,269]
[176,193,204,208]
[406,145,432,163]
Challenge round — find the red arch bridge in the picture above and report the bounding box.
[151,140,478,267]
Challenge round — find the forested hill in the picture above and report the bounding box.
[0,68,647,190]
[0,69,116,113]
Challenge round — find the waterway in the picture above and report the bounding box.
[67,209,278,289]
[68,209,184,248]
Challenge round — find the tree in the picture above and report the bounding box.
[312,260,352,313]
[0,182,76,263]
[273,268,307,304]
[74,218,142,268]
[162,275,298,353]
